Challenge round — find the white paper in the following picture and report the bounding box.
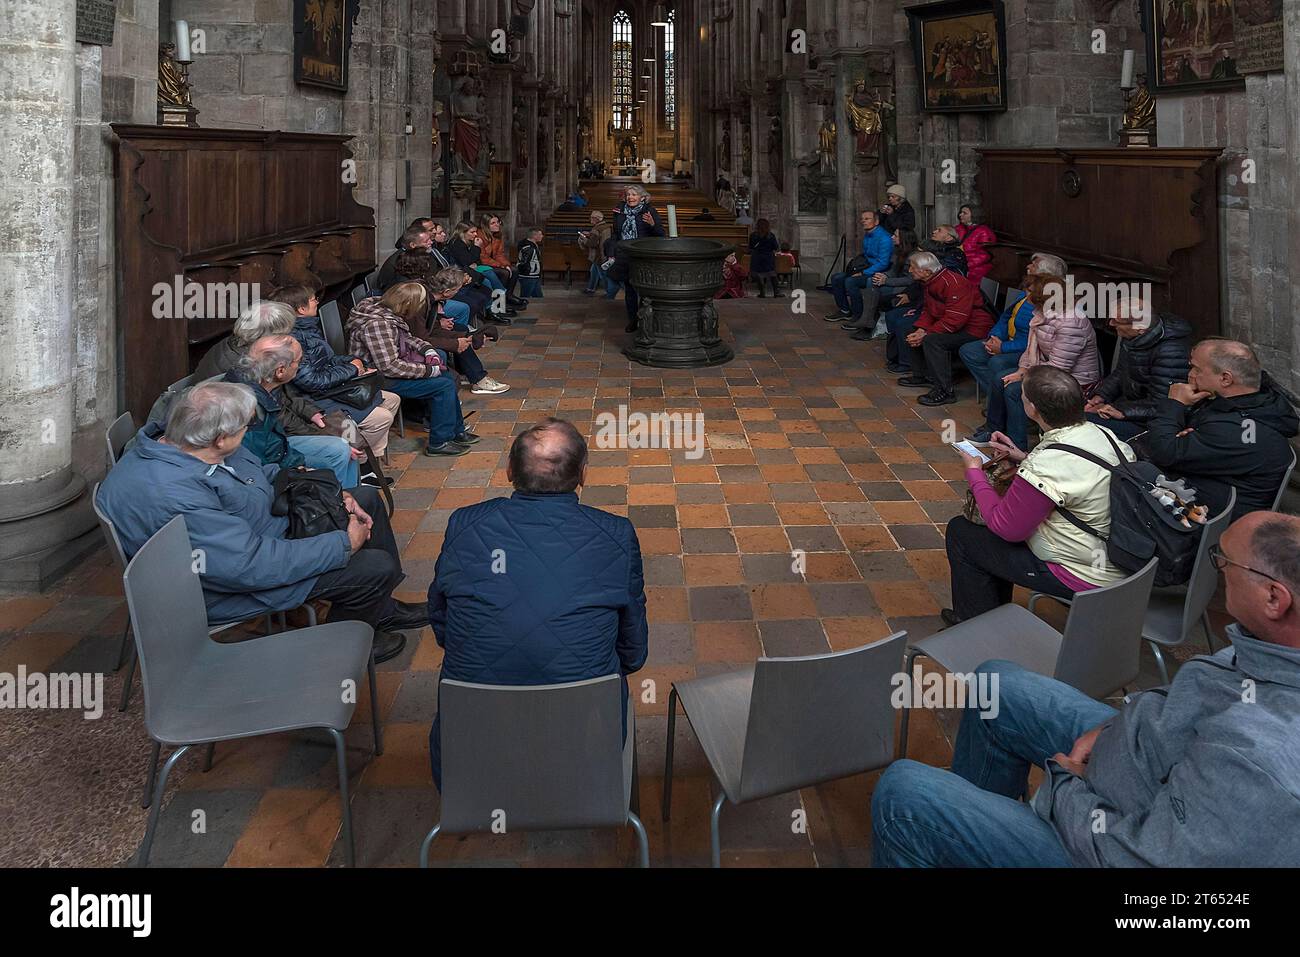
[953,440,990,464]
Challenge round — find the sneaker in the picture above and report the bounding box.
[581,288,595,295]
[470,376,510,395]
[918,389,956,406]
[451,430,481,445]
[424,442,471,457]
[823,311,851,322]
[371,629,408,664]
[897,375,932,388]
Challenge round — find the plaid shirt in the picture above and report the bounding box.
[346,297,443,380]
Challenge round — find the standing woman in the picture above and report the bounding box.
[476,214,525,308]
[748,219,781,297]
[956,203,997,288]
[610,184,666,333]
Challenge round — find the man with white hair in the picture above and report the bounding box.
[97,381,422,661]
[192,300,297,381]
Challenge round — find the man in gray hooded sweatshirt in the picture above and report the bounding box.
[872,509,1300,866]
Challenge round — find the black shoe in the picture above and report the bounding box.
[379,600,430,633]
[360,474,394,488]
[885,362,909,374]
[371,629,408,664]
[424,441,471,456]
[509,297,528,309]
[850,330,873,341]
[918,389,956,406]
[897,375,931,388]
[625,320,638,333]
[823,311,850,322]
[970,426,993,442]
[452,430,481,445]
[488,314,513,325]
[940,608,963,629]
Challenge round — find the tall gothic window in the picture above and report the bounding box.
[663,9,676,131]
[612,10,632,131]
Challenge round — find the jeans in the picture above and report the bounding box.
[986,377,1029,449]
[518,277,543,298]
[871,660,1117,867]
[830,271,872,316]
[944,515,1075,620]
[604,274,622,298]
[384,373,465,446]
[287,435,359,488]
[475,266,505,291]
[449,346,486,383]
[1084,412,1146,439]
[910,330,980,393]
[585,262,602,291]
[845,284,883,327]
[305,485,403,627]
[958,340,1020,397]
[885,306,921,370]
[441,299,471,326]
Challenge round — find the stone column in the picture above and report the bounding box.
[0,0,97,590]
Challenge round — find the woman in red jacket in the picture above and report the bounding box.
[956,204,996,287]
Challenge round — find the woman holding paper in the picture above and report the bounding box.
[942,365,1135,625]
[609,185,666,332]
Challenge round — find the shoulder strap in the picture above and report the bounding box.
[1036,442,1112,542]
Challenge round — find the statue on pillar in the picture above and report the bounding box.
[844,80,884,159]
[766,115,783,192]
[817,109,837,172]
[716,123,731,172]
[512,100,528,171]
[740,116,752,178]
[450,73,489,182]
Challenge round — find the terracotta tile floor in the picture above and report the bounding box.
[0,283,1218,867]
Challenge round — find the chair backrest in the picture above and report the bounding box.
[347,284,368,309]
[1271,447,1297,511]
[1053,557,1160,698]
[319,299,346,356]
[979,276,1002,314]
[737,631,908,803]
[91,483,130,573]
[106,412,136,467]
[1178,488,1236,639]
[120,515,217,733]
[438,674,627,834]
[167,372,197,395]
[364,268,379,290]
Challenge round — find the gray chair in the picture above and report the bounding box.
[106,411,136,467]
[663,631,909,867]
[364,268,380,291]
[1031,490,1236,683]
[419,675,648,868]
[123,515,380,867]
[898,558,1159,756]
[1271,447,1297,511]
[319,299,347,356]
[347,284,368,309]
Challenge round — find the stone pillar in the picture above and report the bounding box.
[0,0,98,590]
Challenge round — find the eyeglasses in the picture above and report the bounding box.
[1208,543,1280,584]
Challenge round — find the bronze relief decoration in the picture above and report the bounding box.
[293,0,360,92]
[906,0,1008,113]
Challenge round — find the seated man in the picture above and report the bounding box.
[1143,339,1298,520]
[957,283,1032,397]
[424,267,510,395]
[1084,295,1191,440]
[824,209,892,325]
[426,418,649,788]
[872,510,1300,867]
[894,251,995,406]
[97,382,424,661]
[921,224,968,276]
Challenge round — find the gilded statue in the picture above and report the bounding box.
[158,43,191,106]
[817,112,837,172]
[1122,75,1156,131]
[844,80,883,155]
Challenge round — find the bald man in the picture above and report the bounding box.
[872,510,1300,866]
[1142,339,1298,519]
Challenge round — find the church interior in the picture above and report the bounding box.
[2,0,1298,873]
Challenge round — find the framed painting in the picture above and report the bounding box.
[293,0,360,92]
[1143,0,1245,92]
[907,0,1008,114]
[477,162,512,210]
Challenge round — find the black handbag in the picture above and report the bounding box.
[316,370,383,410]
[847,254,869,274]
[271,469,350,540]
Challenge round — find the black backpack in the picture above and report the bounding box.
[1046,429,1201,587]
[271,469,350,540]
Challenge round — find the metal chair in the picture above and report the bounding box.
[899,558,1159,756]
[319,299,347,356]
[663,631,909,867]
[1271,447,1297,511]
[419,675,648,868]
[364,268,379,291]
[124,515,379,867]
[106,411,136,467]
[347,284,368,309]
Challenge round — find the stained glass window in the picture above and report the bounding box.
[663,9,676,131]
[613,10,632,131]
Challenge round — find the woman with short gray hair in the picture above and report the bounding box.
[609,184,666,332]
[193,300,297,380]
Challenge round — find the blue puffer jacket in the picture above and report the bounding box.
[289,316,382,418]
[96,423,349,624]
[860,225,893,276]
[426,490,650,788]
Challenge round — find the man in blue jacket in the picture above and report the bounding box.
[97,381,423,660]
[825,209,893,326]
[956,285,1032,398]
[426,417,650,788]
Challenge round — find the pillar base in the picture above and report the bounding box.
[0,527,102,594]
[0,468,97,593]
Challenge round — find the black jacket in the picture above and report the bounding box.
[922,237,968,276]
[375,250,403,292]
[881,199,916,234]
[1143,372,1299,519]
[1094,314,1192,423]
[448,237,482,272]
[611,202,666,242]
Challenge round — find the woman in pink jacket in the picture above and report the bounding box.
[956,204,997,287]
[972,275,1101,447]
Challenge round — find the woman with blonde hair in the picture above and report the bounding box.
[346,281,476,456]
[476,213,525,308]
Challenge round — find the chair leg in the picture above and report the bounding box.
[630,733,641,817]
[367,655,384,756]
[140,740,161,809]
[118,648,137,712]
[709,789,726,869]
[419,823,442,868]
[627,812,650,868]
[897,648,921,759]
[662,685,679,821]
[1202,612,1218,654]
[115,620,132,671]
[329,728,355,867]
[136,744,190,867]
[396,407,405,438]
[305,604,318,627]
[1147,641,1170,687]
[202,742,216,773]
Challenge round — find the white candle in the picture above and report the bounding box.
[1121,49,1134,89]
[667,204,678,237]
[175,20,192,62]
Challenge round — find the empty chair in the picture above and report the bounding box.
[899,558,1159,756]
[106,411,136,467]
[123,515,380,867]
[663,631,909,867]
[419,675,647,868]
[319,299,347,356]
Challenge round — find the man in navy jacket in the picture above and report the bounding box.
[427,417,650,788]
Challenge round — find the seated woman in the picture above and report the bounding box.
[448,222,506,294]
[716,251,749,299]
[945,365,1137,623]
[974,275,1101,447]
[476,214,523,305]
[857,226,918,346]
[347,282,477,457]
[955,204,996,288]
